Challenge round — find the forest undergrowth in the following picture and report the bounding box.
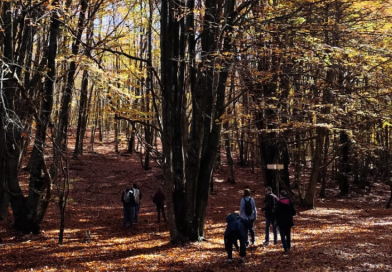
[1,135,392,272]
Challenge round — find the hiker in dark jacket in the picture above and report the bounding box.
[121,185,135,229]
[224,213,247,262]
[153,187,166,222]
[261,186,279,245]
[275,190,296,254]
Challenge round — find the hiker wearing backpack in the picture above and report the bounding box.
[153,187,166,223]
[133,183,142,223]
[121,185,136,230]
[275,190,297,254]
[239,188,257,246]
[224,213,247,262]
[261,186,279,246]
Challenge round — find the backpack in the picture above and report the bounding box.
[244,197,253,217]
[123,190,135,205]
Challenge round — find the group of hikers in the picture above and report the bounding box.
[121,184,167,231]
[121,184,296,262]
[224,187,296,262]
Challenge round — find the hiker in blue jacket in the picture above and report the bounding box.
[224,213,247,262]
[240,188,257,246]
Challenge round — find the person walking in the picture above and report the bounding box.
[261,186,278,246]
[153,187,166,222]
[133,183,142,223]
[239,188,257,246]
[275,190,296,254]
[224,213,247,262]
[121,184,136,230]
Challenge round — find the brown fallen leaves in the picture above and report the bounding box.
[1,139,392,272]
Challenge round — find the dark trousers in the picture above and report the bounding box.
[156,204,166,222]
[224,232,246,259]
[241,218,255,245]
[265,217,277,244]
[279,226,292,251]
[123,206,135,228]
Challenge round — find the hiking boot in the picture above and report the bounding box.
[263,240,269,246]
[240,257,246,263]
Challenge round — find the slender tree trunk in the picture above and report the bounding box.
[54,0,88,160]
[143,2,154,170]
[160,0,180,242]
[319,132,330,198]
[225,77,235,184]
[74,69,90,157]
[339,132,350,195]
[303,127,326,208]
[302,68,334,207]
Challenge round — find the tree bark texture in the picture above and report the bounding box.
[54,0,88,156]
[0,0,61,233]
[160,0,245,242]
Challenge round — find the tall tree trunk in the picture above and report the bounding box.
[225,77,235,184]
[190,0,237,240]
[143,1,154,170]
[339,132,350,195]
[54,0,88,164]
[160,0,181,242]
[25,0,60,233]
[302,66,334,207]
[303,127,326,208]
[160,0,245,242]
[319,131,330,198]
[0,1,22,226]
[73,69,90,157]
[0,1,55,233]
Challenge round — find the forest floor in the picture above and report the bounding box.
[1,134,392,272]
